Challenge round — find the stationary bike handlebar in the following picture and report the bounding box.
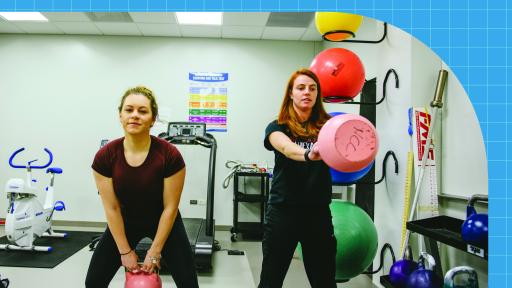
[8,147,54,169]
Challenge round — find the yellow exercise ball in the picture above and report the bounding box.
[315,12,363,41]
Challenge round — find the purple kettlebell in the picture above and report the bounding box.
[405,252,442,288]
[389,246,418,288]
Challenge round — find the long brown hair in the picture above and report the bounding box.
[277,69,331,138]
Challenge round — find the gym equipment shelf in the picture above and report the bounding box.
[406,215,487,260]
[380,215,487,287]
[231,171,270,242]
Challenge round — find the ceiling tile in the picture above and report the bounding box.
[0,12,356,41]
[179,25,221,38]
[136,23,181,37]
[53,22,102,35]
[94,22,142,36]
[301,27,322,41]
[0,21,25,33]
[129,12,177,24]
[222,25,263,39]
[12,22,64,34]
[222,12,270,26]
[42,12,90,22]
[261,27,305,41]
[266,12,314,28]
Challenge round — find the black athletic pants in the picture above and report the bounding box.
[85,212,198,288]
[258,204,337,288]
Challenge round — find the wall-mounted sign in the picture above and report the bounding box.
[188,72,228,132]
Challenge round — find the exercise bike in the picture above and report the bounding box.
[1,147,67,252]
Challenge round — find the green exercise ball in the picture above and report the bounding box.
[296,200,378,281]
[331,200,378,281]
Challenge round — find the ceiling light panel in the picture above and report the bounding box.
[176,12,222,25]
[0,12,48,21]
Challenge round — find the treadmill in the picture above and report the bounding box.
[164,122,217,271]
[136,122,217,272]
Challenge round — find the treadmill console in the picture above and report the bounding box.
[167,122,206,144]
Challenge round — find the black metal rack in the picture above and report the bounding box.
[230,171,270,242]
[406,215,487,278]
[380,215,487,287]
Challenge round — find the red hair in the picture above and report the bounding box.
[277,69,331,138]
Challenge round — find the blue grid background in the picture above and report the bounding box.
[0,0,508,286]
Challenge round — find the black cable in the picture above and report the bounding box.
[362,243,396,274]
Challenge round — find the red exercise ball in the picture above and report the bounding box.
[310,48,365,103]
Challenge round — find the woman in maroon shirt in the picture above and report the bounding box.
[85,86,198,288]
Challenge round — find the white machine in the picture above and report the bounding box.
[1,147,66,252]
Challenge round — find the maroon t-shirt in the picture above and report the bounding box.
[92,135,185,224]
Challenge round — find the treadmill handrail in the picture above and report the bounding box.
[205,133,216,236]
[164,135,213,148]
[195,135,213,148]
[163,133,216,237]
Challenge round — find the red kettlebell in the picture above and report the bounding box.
[125,270,162,288]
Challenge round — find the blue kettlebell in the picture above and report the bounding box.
[461,194,488,247]
[444,266,479,288]
[405,252,442,288]
[389,246,418,288]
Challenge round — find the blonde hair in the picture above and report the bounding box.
[118,86,159,120]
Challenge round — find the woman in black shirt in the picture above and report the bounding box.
[259,69,336,288]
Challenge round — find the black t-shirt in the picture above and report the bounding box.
[92,136,185,225]
[264,120,332,206]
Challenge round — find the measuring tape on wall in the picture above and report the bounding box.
[400,151,413,255]
[411,107,439,219]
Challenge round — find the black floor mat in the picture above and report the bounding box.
[0,231,98,268]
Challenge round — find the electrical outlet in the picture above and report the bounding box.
[190,199,198,205]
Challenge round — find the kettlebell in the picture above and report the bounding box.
[125,270,162,288]
[389,246,418,288]
[444,266,479,288]
[0,274,9,288]
[461,194,488,247]
[405,252,442,288]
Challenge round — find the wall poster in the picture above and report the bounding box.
[188,72,228,132]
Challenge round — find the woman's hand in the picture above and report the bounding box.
[121,250,139,272]
[141,249,161,273]
[308,143,322,161]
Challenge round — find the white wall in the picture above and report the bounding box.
[0,34,317,224]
